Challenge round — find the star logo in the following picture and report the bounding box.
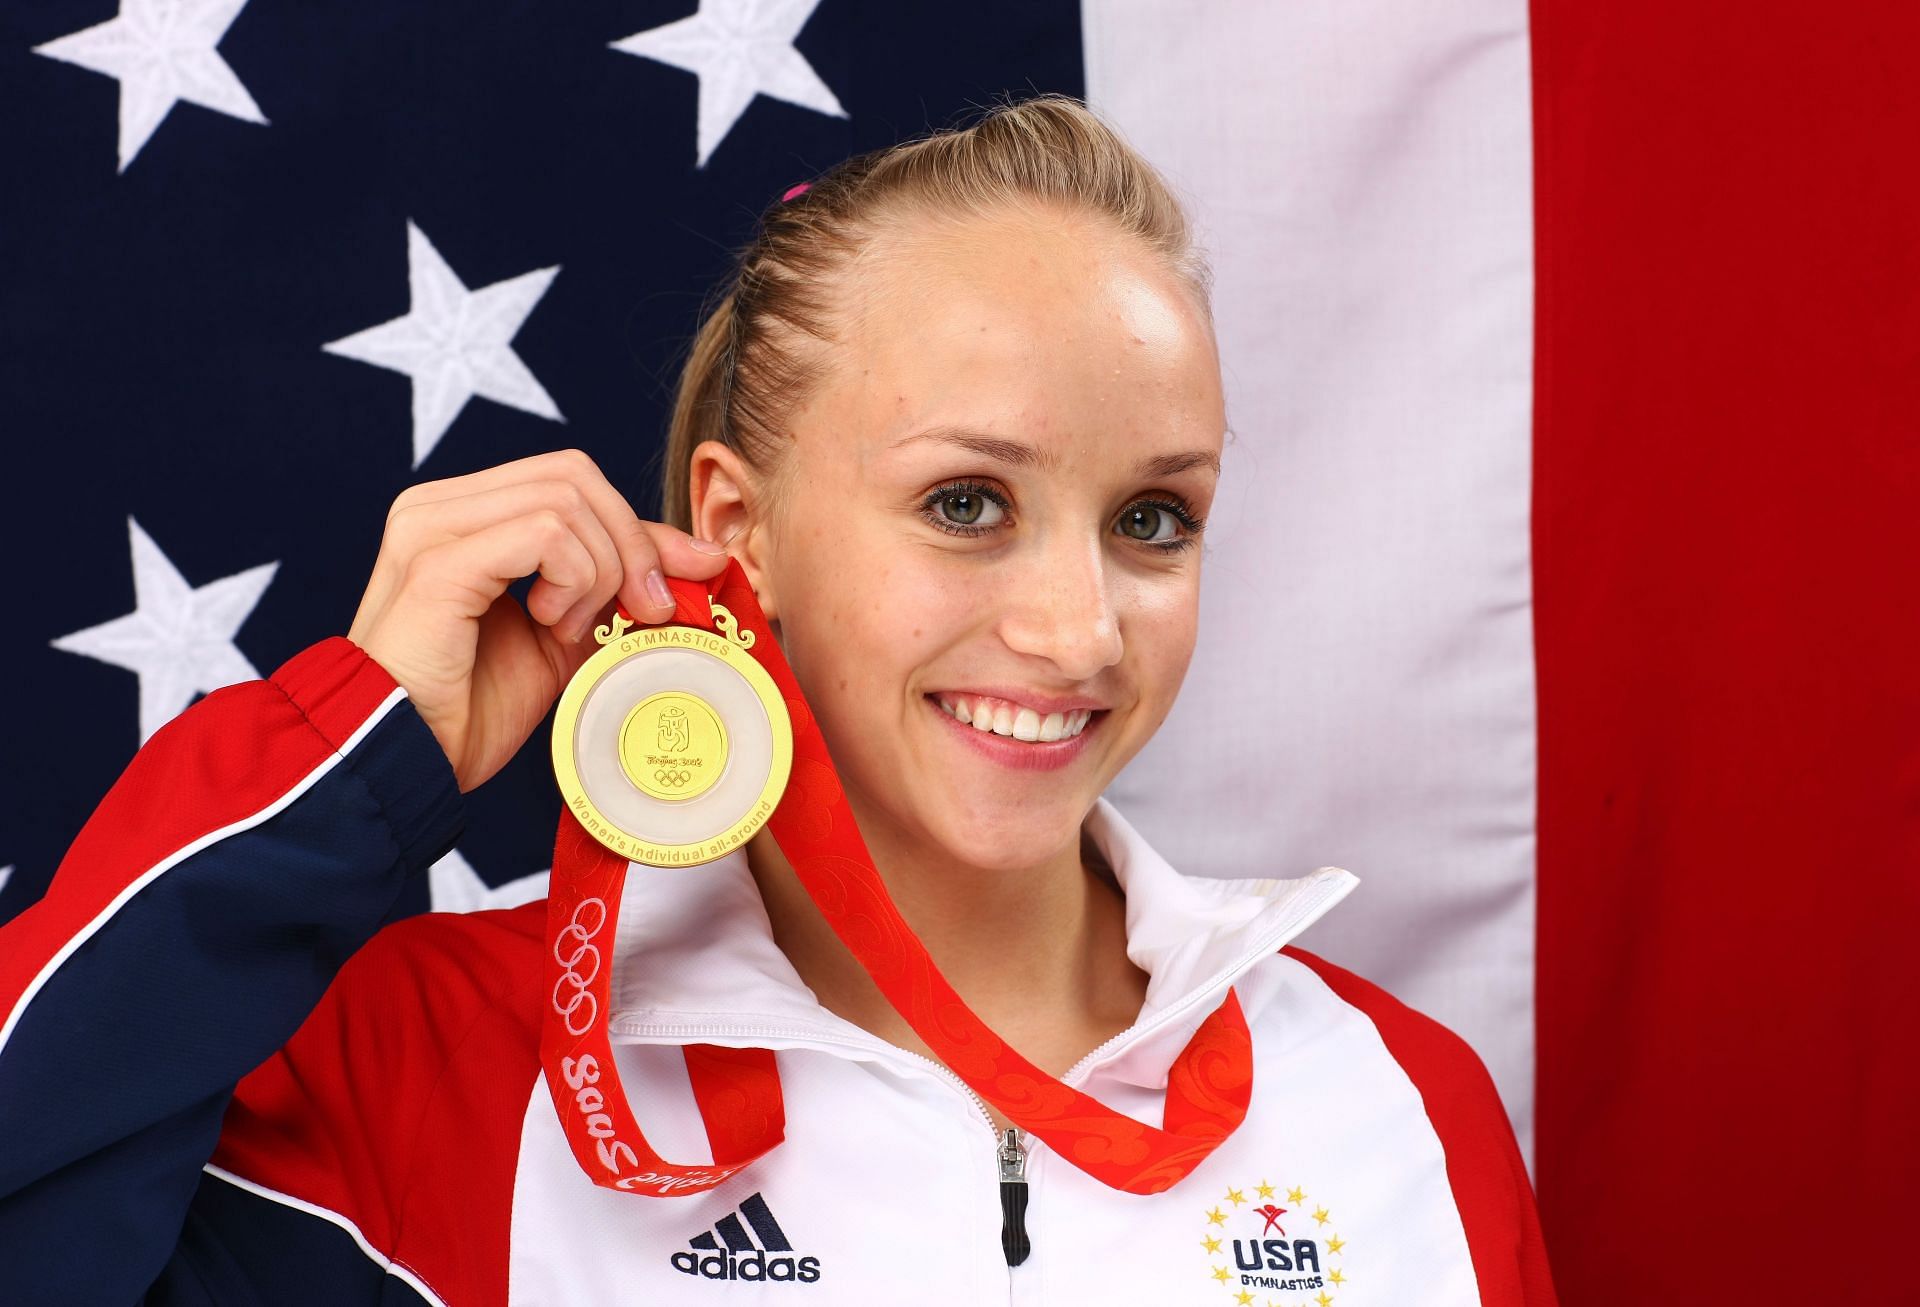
[34,0,267,171]
[322,220,563,467]
[610,0,846,168]
[51,517,276,742]
[1196,1177,1347,1304]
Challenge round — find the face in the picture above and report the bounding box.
[694,204,1225,873]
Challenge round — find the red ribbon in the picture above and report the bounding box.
[540,559,1254,1196]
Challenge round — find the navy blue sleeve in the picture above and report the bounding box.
[0,637,464,1303]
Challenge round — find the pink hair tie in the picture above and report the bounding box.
[780,181,812,203]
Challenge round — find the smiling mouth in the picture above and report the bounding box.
[927,693,1099,743]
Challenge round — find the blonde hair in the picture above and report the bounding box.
[655,91,1212,532]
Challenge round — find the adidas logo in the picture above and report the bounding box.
[670,1192,823,1284]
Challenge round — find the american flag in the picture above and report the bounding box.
[2,0,1080,921]
[5,3,1916,1302]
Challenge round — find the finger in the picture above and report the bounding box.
[637,520,734,583]
[387,448,610,514]
[392,448,728,627]
[392,477,622,584]
[405,510,599,629]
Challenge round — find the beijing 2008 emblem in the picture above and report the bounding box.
[551,603,793,866]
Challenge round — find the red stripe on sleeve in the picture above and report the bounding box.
[1283,946,1558,1307]
[0,637,401,1043]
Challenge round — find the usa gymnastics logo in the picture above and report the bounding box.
[1197,1179,1350,1306]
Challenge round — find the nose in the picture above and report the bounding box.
[996,533,1124,683]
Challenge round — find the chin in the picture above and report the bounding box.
[916,794,1092,872]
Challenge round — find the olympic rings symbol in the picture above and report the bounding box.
[551,896,607,1038]
[652,768,694,789]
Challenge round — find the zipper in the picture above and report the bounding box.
[997,1127,1031,1267]
[615,1017,1033,1270]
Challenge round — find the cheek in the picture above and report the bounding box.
[1125,574,1202,699]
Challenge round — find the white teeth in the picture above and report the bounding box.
[934,696,1097,742]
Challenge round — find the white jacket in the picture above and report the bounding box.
[0,636,1555,1305]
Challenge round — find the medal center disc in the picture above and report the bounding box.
[620,691,729,801]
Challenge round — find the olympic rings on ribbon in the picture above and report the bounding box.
[551,897,607,1037]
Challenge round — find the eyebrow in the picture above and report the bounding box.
[889,425,1220,478]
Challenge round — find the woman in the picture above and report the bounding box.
[0,95,1554,1304]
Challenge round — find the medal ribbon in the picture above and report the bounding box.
[541,559,1254,1197]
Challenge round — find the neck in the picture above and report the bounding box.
[746,799,1149,1083]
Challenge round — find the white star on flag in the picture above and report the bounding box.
[611,0,846,168]
[428,849,550,914]
[34,0,267,173]
[0,867,12,896]
[51,517,277,743]
[322,221,564,468]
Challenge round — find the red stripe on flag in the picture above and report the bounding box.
[1531,2,1920,1300]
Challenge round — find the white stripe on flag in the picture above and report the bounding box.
[1086,0,1539,1162]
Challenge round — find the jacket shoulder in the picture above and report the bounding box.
[1277,944,1500,1103]
[1277,945,1559,1307]
[208,899,550,1306]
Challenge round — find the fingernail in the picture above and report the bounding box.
[688,536,727,555]
[645,567,672,610]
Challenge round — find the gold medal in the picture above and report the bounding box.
[551,604,792,865]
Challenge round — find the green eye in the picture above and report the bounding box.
[1118,504,1171,542]
[941,491,987,525]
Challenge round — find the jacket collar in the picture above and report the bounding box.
[605,796,1357,1086]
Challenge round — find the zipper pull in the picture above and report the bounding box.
[998,1127,1031,1267]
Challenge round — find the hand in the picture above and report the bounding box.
[346,448,731,792]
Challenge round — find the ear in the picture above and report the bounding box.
[687,439,781,624]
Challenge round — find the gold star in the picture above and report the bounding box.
[1312,1205,1331,1227]
[1235,1292,1255,1306]
[1315,1294,1334,1307]
[1200,1235,1223,1254]
[1326,1234,1346,1255]
[1286,1186,1307,1205]
[1255,1179,1276,1199]
[1226,1187,1248,1206]
[1328,1269,1347,1286]
[1206,1206,1228,1226]
[1212,1265,1231,1283]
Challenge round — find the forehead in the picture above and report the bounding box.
[817,204,1222,460]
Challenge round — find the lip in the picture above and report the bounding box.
[923,694,1104,772]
